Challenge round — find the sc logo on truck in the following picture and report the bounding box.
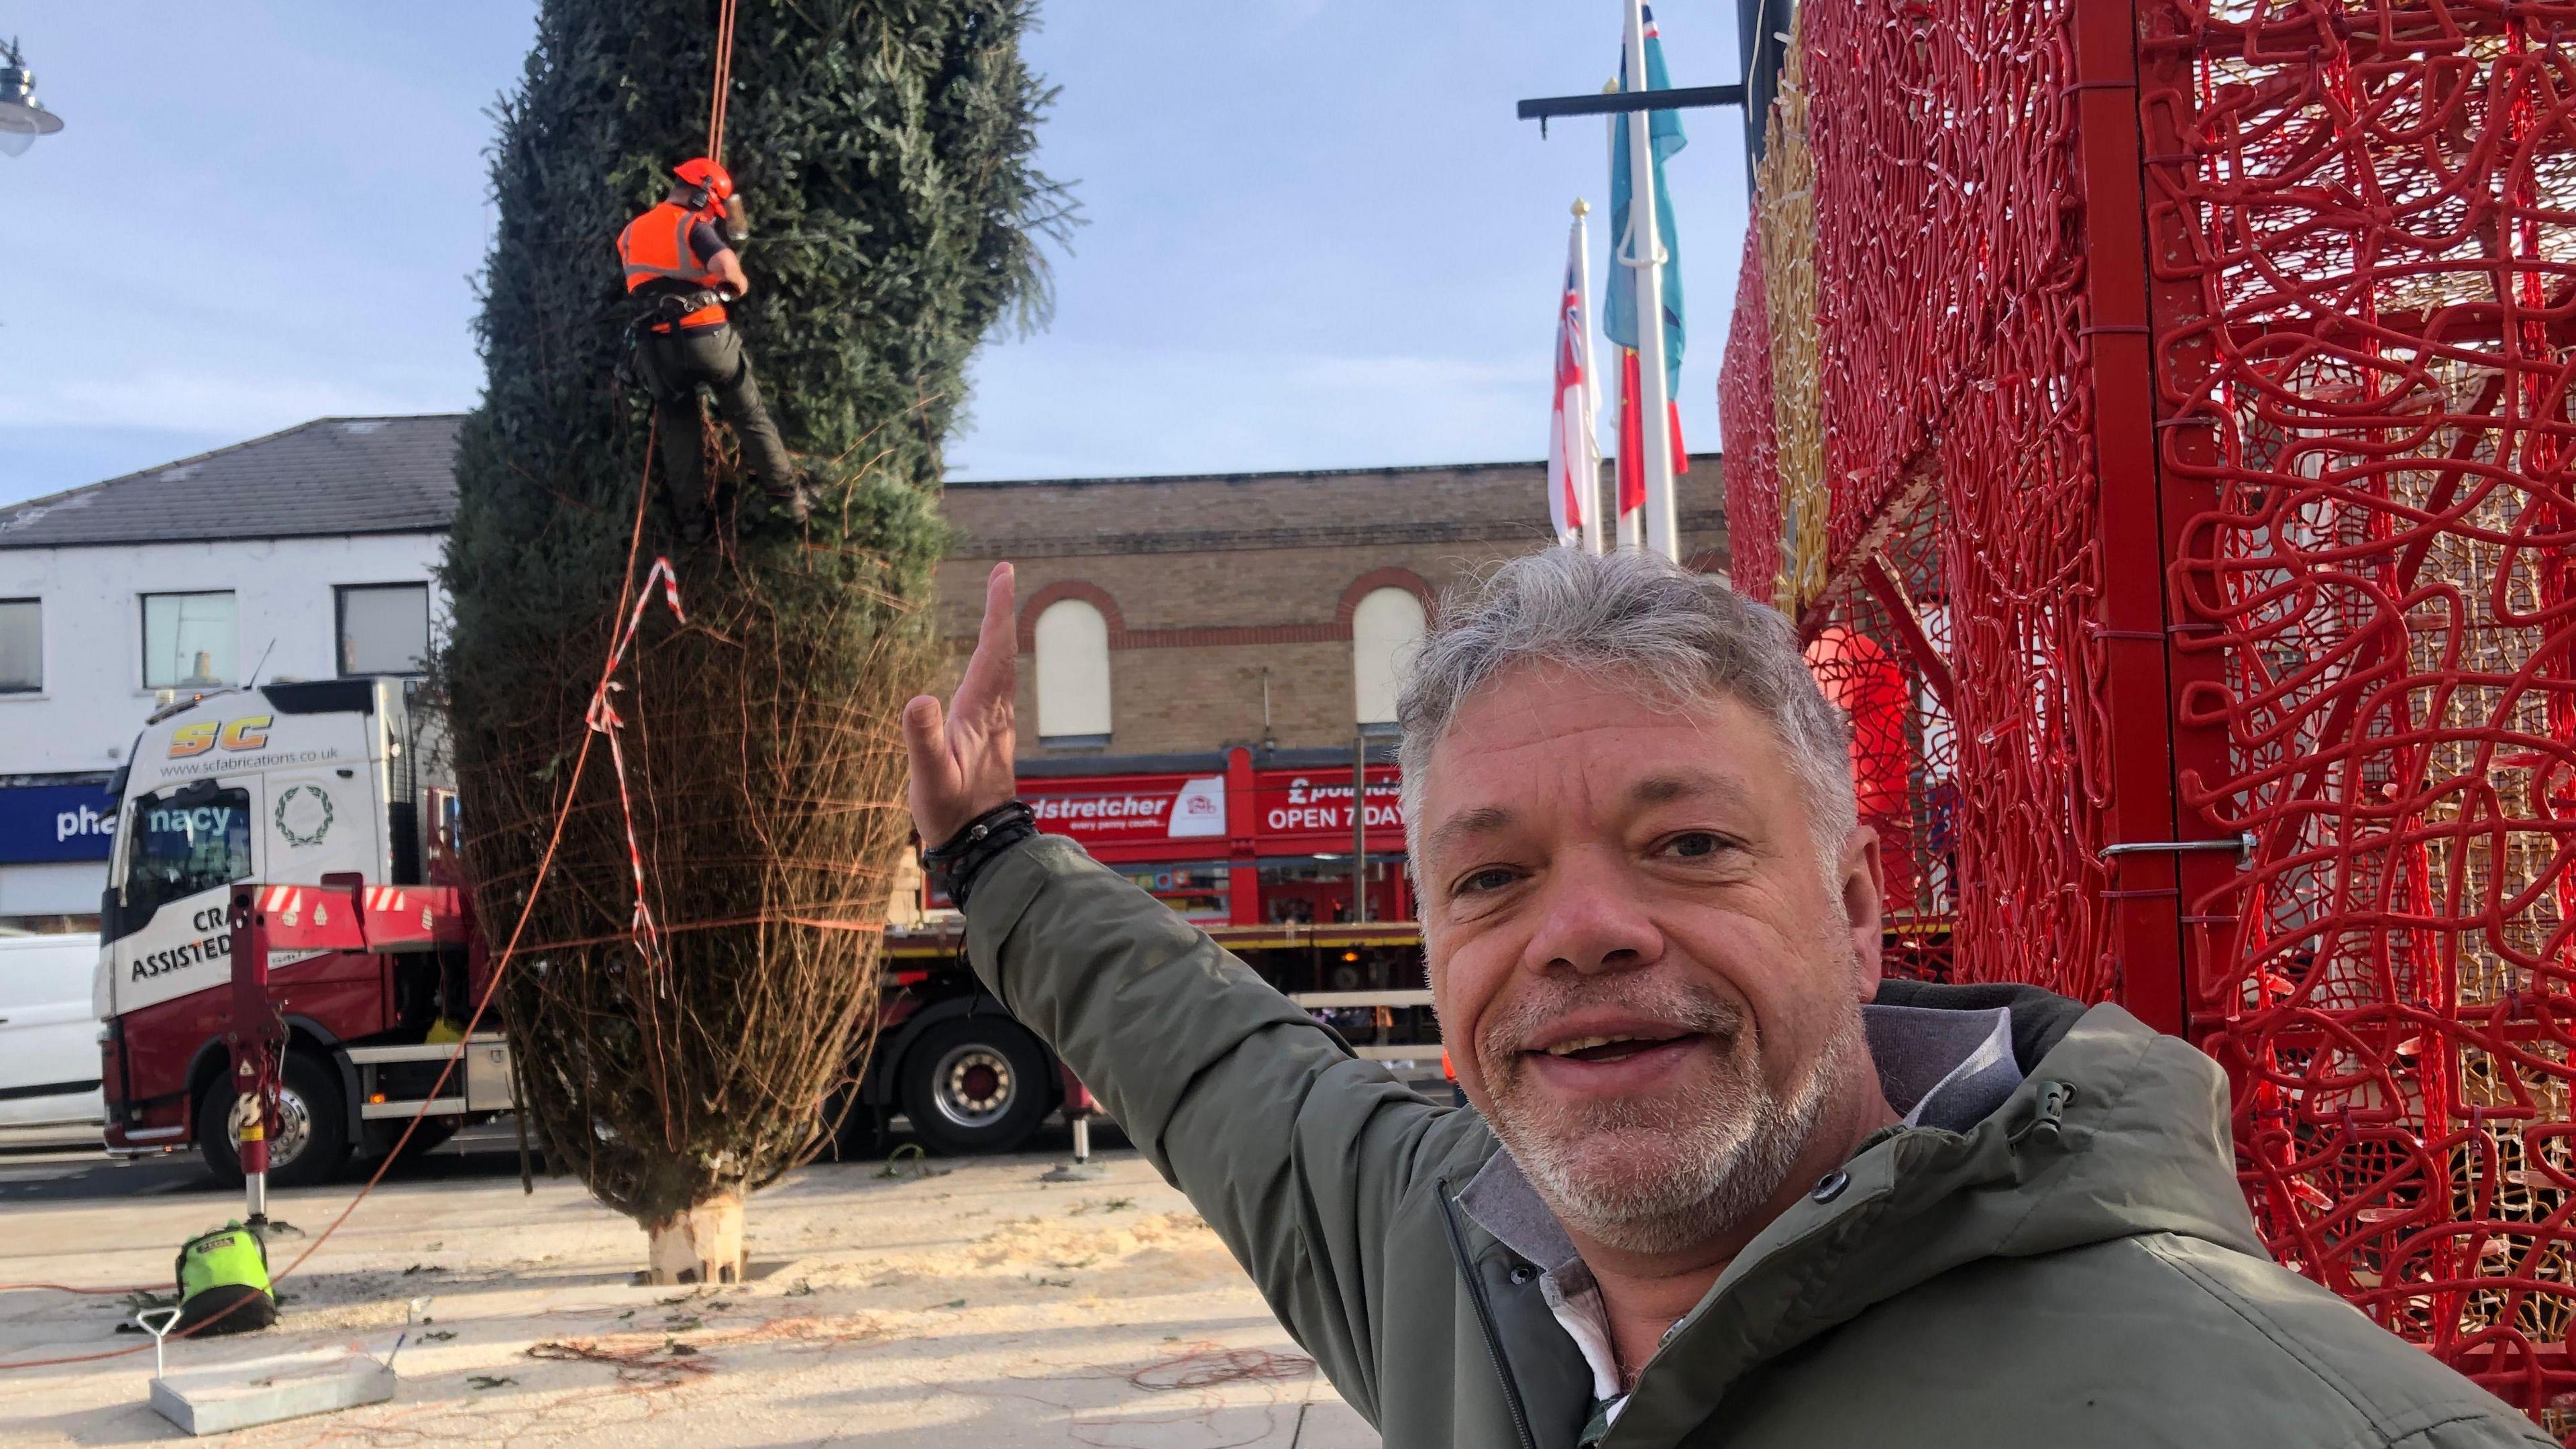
[168,715,272,758]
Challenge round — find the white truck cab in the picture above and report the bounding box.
[97,680,440,1020]
[96,680,484,1184]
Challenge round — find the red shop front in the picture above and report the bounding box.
[993,747,1409,926]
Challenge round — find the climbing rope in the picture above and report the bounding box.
[706,0,739,163]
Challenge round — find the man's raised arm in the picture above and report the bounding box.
[900,564,1460,1417]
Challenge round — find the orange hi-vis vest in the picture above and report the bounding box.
[616,201,727,329]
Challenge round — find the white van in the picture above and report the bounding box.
[0,932,105,1141]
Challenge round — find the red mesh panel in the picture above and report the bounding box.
[1752,0,2119,1002]
[1801,0,2088,572]
[2141,0,2576,1417]
[1725,0,2576,1428]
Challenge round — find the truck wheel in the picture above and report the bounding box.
[898,1017,1052,1156]
[196,1051,354,1189]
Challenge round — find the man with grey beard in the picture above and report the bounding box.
[902,549,2545,1448]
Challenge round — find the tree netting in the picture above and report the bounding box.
[441,0,1063,1238]
[455,529,934,1220]
[1725,0,2576,1425]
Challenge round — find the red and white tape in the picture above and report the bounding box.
[584,556,687,966]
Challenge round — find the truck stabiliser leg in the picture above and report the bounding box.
[1041,1113,1105,1181]
[1042,1067,1107,1181]
[238,1092,267,1224]
[226,888,301,1238]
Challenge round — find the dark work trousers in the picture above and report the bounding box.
[637,323,799,536]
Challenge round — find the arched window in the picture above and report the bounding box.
[1034,598,1112,745]
[1350,586,1428,732]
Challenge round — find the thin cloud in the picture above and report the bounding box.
[0,371,449,436]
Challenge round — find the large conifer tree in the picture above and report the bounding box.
[441,0,1065,1280]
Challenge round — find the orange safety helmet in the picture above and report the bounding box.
[672,156,734,214]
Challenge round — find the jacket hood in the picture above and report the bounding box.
[1604,980,2270,1445]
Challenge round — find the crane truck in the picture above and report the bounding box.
[94,679,492,1185]
[94,683,1440,1183]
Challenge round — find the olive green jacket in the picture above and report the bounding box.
[965,835,2548,1448]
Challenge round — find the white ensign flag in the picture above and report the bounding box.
[1548,213,1603,551]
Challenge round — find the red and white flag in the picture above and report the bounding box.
[1615,349,1689,543]
[1548,217,1601,549]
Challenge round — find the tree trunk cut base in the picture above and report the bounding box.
[644,1195,745,1285]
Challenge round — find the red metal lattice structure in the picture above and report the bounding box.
[1727,0,2576,1425]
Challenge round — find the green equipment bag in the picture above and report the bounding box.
[172,1221,277,1336]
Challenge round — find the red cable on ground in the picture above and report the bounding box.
[0,427,667,1373]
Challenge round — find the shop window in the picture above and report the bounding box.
[1035,598,1112,746]
[141,592,236,690]
[1351,587,1427,732]
[1258,855,1405,928]
[337,582,432,677]
[0,598,38,692]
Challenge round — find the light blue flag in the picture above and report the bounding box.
[1603,3,1685,395]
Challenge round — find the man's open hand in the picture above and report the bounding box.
[904,562,1019,849]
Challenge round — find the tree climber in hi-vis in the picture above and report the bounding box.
[616,156,813,541]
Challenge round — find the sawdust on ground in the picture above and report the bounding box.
[0,1146,1374,1447]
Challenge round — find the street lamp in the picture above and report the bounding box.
[0,38,65,158]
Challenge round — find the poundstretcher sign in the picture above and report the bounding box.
[1026,775,1226,843]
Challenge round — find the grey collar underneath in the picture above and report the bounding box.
[1459,1003,2023,1273]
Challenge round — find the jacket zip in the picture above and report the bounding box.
[1438,1178,1541,1449]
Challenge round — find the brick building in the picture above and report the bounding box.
[937,460,1728,757]
[932,460,1727,927]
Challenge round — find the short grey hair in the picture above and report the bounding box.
[1397,547,1858,877]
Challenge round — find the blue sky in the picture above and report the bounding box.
[1,3,1751,507]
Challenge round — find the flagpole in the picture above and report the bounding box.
[1572,199,1605,555]
[1603,83,1643,554]
[1620,0,1679,562]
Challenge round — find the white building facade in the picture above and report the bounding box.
[0,417,458,929]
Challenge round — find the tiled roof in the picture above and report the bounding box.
[0,415,464,549]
